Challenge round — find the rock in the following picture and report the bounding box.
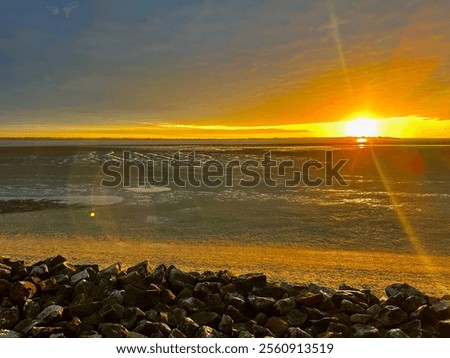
[193,282,212,300]
[327,322,349,336]
[134,321,171,337]
[247,295,275,313]
[98,303,125,323]
[311,317,339,331]
[176,288,194,301]
[0,267,11,280]
[177,317,199,337]
[280,283,308,297]
[252,325,274,337]
[9,281,37,303]
[36,305,64,325]
[318,298,335,311]
[53,274,70,285]
[331,291,365,306]
[254,312,268,326]
[118,271,142,288]
[15,305,64,335]
[31,326,63,338]
[402,295,427,314]
[436,319,450,338]
[349,324,379,338]
[195,325,224,338]
[179,297,205,313]
[0,306,20,329]
[430,300,450,320]
[340,299,365,314]
[122,307,145,329]
[72,280,94,299]
[189,311,220,327]
[251,284,284,300]
[148,264,166,285]
[296,292,324,306]
[410,305,437,326]
[225,305,248,323]
[298,308,327,324]
[232,320,256,335]
[399,319,421,338]
[274,297,296,315]
[144,309,158,321]
[38,277,59,292]
[196,270,219,283]
[378,305,408,327]
[49,262,77,276]
[218,270,235,285]
[366,304,382,317]
[67,301,103,319]
[70,269,91,286]
[12,267,29,281]
[29,264,49,278]
[0,329,21,338]
[168,268,196,291]
[284,309,308,327]
[228,296,247,311]
[102,290,124,307]
[265,316,289,337]
[204,293,225,314]
[233,273,266,294]
[98,263,122,278]
[123,331,145,338]
[288,327,312,338]
[385,283,423,298]
[47,255,67,268]
[332,312,352,326]
[0,279,11,296]
[79,330,102,338]
[168,307,187,327]
[99,323,128,338]
[161,289,176,305]
[221,283,237,294]
[234,330,251,338]
[218,315,234,335]
[350,313,372,324]
[385,328,409,338]
[123,285,161,310]
[126,261,151,277]
[169,328,187,338]
[23,300,41,320]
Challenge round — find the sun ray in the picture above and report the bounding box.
[370,150,446,293]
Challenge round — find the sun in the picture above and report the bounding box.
[345,116,379,137]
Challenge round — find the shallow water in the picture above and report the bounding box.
[0,141,449,256]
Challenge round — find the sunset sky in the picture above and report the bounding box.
[1,0,449,138]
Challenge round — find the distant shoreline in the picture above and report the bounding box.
[0,137,449,148]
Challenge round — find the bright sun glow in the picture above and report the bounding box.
[345,117,379,137]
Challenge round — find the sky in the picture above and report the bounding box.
[1,0,449,138]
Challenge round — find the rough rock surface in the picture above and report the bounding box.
[0,256,448,338]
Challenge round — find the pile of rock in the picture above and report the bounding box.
[0,256,449,338]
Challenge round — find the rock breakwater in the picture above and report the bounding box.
[0,256,449,338]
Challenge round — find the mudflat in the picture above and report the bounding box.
[1,234,448,297]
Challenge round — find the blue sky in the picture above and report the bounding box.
[1,1,449,137]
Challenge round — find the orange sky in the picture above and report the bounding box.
[1,1,449,138]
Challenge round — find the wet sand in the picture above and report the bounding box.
[1,233,449,297]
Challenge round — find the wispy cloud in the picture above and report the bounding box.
[46,2,79,19]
